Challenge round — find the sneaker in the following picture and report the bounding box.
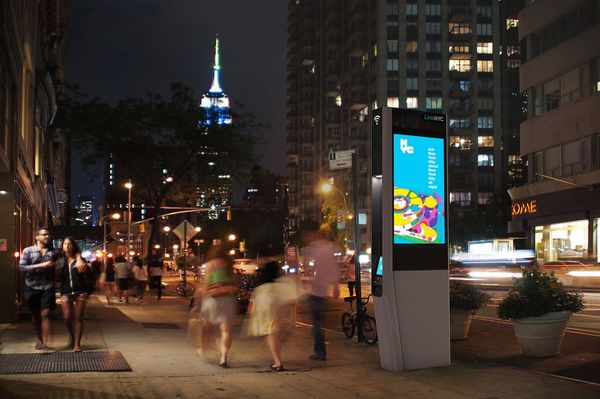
[35,343,46,351]
[308,354,326,361]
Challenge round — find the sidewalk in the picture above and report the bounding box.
[1,293,599,399]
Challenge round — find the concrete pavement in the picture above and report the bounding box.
[1,291,599,398]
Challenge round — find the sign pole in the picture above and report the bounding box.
[352,152,365,343]
[182,220,187,284]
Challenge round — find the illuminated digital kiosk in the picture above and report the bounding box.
[371,107,449,371]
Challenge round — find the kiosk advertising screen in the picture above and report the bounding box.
[393,133,445,245]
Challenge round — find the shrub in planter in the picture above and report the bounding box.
[497,267,583,320]
[450,282,491,311]
[449,282,490,340]
[497,267,584,357]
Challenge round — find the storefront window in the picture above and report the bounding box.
[534,220,588,263]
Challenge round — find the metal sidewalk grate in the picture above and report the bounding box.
[0,351,131,375]
[141,322,181,329]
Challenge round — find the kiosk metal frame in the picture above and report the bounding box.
[371,107,450,371]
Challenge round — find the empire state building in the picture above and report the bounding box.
[199,36,231,126]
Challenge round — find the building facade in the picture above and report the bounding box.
[508,0,600,264]
[286,0,526,252]
[0,0,69,322]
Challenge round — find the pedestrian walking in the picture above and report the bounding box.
[56,236,92,352]
[102,257,117,304]
[197,245,237,368]
[114,255,131,303]
[149,255,163,299]
[132,256,148,302]
[247,245,285,371]
[302,227,341,361]
[18,227,60,352]
[344,255,356,297]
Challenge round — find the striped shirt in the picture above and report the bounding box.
[18,245,59,290]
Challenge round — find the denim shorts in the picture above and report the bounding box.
[24,286,56,312]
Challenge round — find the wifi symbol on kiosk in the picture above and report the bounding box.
[373,115,381,125]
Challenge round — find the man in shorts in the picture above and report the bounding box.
[18,227,59,351]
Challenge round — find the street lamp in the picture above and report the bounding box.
[227,234,237,242]
[100,212,121,265]
[124,180,133,262]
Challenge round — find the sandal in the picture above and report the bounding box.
[218,362,230,369]
[73,346,82,352]
[270,364,285,372]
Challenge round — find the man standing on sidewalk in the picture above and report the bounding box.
[18,227,59,351]
[114,255,132,303]
[302,228,340,361]
[149,255,163,299]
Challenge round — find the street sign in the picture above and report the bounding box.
[173,220,197,244]
[329,150,355,170]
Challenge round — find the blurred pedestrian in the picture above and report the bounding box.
[149,255,163,299]
[247,244,285,371]
[344,255,356,297]
[114,255,131,303]
[18,227,59,352]
[302,228,340,361]
[102,257,116,304]
[198,245,237,368]
[132,256,148,302]
[56,236,91,352]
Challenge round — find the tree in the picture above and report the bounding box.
[56,83,264,257]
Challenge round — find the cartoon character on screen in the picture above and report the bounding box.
[393,188,441,242]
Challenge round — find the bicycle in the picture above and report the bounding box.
[341,294,378,345]
[175,275,195,297]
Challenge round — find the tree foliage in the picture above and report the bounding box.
[56,83,265,255]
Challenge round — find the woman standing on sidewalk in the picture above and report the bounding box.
[247,246,285,371]
[57,236,92,352]
[198,246,237,368]
[132,256,148,302]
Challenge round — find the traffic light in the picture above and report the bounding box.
[226,209,232,221]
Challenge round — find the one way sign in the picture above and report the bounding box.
[328,150,354,170]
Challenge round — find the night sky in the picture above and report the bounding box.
[67,0,287,205]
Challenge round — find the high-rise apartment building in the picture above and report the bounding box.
[286,0,526,249]
[0,0,69,321]
[508,0,600,263]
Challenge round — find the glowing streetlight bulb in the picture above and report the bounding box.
[163,226,171,232]
[320,182,332,193]
[124,182,133,189]
[195,226,201,232]
[227,234,236,241]
[154,244,161,249]
[111,212,121,220]
[173,244,179,249]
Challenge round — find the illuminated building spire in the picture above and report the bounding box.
[209,35,222,93]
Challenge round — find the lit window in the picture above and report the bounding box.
[477,116,493,129]
[478,136,494,147]
[450,192,471,207]
[449,136,472,150]
[406,97,418,109]
[387,59,399,71]
[476,42,493,54]
[449,59,471,72]
[406,41,418,53]
[477,60,494,72]
[425,97,442,110]
[477,154,494,166]
[506,18,519,29]
[387,97,400,108]
[335,95,342,107]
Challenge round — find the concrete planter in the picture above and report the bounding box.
[512,311,571,357]
[450,309,473,340]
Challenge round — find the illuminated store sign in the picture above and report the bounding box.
[393,133,446,244]
[512,200,537,216]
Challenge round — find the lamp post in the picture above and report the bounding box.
[100,212,121,266]
[125,180,133,262]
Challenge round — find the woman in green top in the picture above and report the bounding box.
[198,246,236,368]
